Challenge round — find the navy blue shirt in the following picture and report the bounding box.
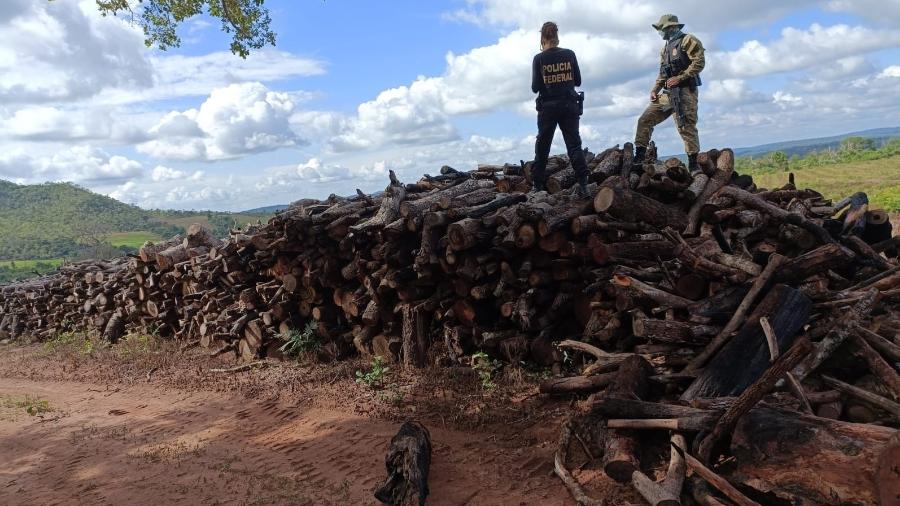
[532,47,582,100]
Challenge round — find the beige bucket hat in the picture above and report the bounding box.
[652,14,685,30]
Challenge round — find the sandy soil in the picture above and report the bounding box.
[0,377,568,505]
[0,340,620,505]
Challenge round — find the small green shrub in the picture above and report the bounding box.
[1,395,53,416]
[356,356,390,389]
[278,322,319,357]
[472,352,501,390]
[117,332,154,360]
[44,331,94,355]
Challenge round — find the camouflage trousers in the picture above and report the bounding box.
[634,87,700,155]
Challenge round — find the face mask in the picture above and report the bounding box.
[658,29,667,39]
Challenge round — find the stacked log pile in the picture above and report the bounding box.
[1,144,898,504]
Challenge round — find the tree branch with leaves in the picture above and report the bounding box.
[55,0,277,58]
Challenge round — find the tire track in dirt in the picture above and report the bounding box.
[0,378,569,505]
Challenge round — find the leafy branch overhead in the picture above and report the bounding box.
[62,0,278,58]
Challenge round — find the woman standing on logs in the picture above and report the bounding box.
[531,22,589,196]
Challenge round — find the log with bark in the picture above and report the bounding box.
[374,421,432,506]
[1,144,899,506]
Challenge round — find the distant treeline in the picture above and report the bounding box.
[150,209,266,238]
[736,137,900,175]
[0,260,62,284]
[0,180,181,261]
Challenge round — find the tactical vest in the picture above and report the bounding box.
[662,34,702,88]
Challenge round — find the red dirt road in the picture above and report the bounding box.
[0,377,568,505]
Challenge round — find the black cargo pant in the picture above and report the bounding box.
[532,99,588,187]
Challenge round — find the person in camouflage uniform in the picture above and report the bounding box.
[633,14,705,172]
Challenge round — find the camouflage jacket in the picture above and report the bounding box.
[653,33,705,93]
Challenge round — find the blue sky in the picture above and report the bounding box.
[1,0,899,211]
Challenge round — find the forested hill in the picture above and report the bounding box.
[0,180,181,261]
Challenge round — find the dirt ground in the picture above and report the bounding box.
[0,337,634,505]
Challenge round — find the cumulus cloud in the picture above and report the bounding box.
[0,106,114,141]
[107,181,148,204]
[0,0,152,104]
[329,77,459,152]
[703,79,767,104]
[0,145,143,183]
[326,28,658,152]
[881,66,900,79]
[0,1,323,155]
[713,24,900,78]
[772,91,803,108]
[138,82,302,161]
[150,165,203,182]
[101,50,325,107]
[447,0,820,33]
[827,0,900,25]
[256,157,389,189]
[165,185,238,205]
[0,1,324,108]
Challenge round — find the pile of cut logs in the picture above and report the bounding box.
[1,144,898,504]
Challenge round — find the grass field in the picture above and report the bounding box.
[748,154,900,211]
[106,231,163,248]
[0,258,64,282]
[0,258,64,269]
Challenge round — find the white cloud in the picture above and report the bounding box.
[165,185,238,205]
[827,0,900,25]
[0,106,114,141]
[150,165,203,182]
[713,24,900,78]
[105,176,234,209]
[447,0,820,33]
[0,0,324,107]
[0,1,325,154]
[138,82,302,161]
[98,50,325,107]
[703,79,767,104]
[326,28,658,152]
[256,157,389,189]
[0,145,143,183]
[772,91,803,108]
[817,56,876,80]
[0,0,152,104]
[881,66,900,79]
[107,181,148,204]
[329,77,459,152]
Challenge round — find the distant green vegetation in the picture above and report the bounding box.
[0,259,64,284]
[738,137,900,211]
[0,180,275,278]
[106,231,164,249]
[0,181,181,261]
[152,210,270,238]
[0,259,64,270]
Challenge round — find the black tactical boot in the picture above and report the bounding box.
[633,146,647,167]
[531,179,546,193]
[688,153,699,173]
[577,183,589,198]
[574,177,589,198]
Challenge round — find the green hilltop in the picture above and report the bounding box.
[0,181,181,261]
[0,180,272,282]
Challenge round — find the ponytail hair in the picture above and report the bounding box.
[541,21,559,49]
